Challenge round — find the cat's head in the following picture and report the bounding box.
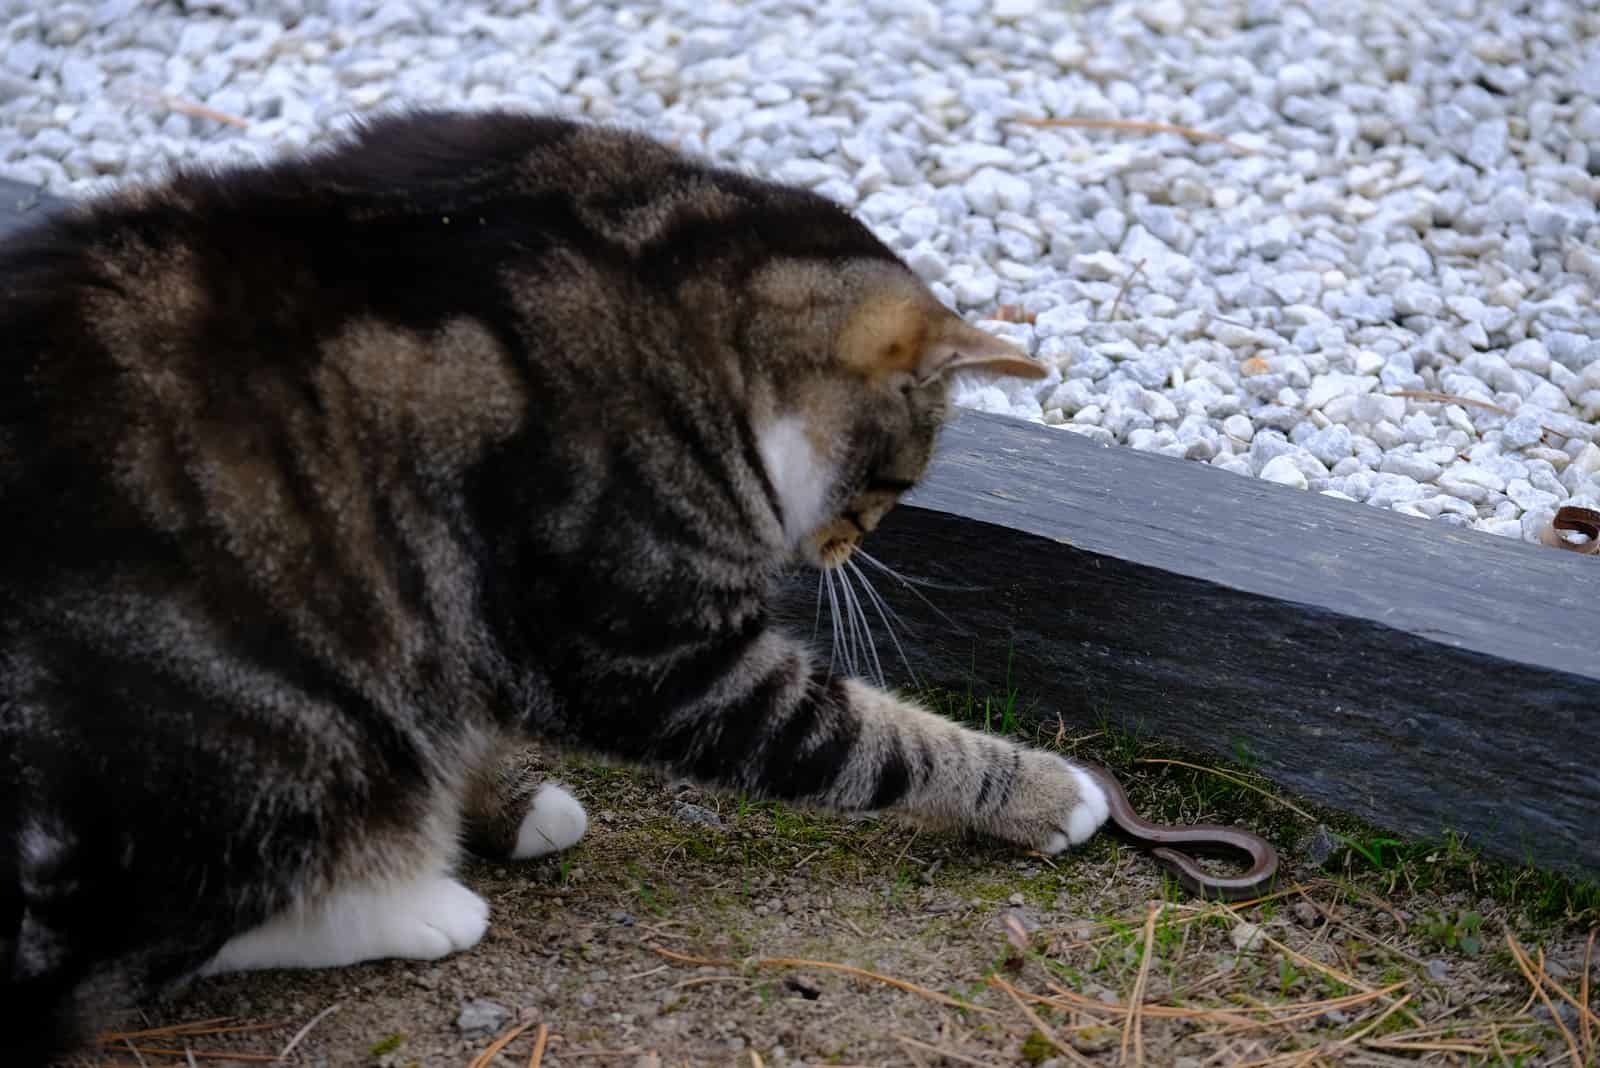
[746,260,1045,570]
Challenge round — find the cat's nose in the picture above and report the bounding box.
[820,531,860,568]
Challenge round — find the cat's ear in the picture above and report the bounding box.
[840,294,1048,382]
[920,315,1049,382]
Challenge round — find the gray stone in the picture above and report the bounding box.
[1259,455,1308,489]
[670,801,724,827]
[1304,373,1377,410]
[1501,414,1545,450]
[455,999,513,1037]
[1380,453,1443,482]
[1507,479,1560,512]
[1303,425,1354,466]
[1222,414,1254,442]
[1467,119,1508,170]
[1353,393,1407,426]
[1505,339,1551,375]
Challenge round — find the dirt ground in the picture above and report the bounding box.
[73,738,1600,1068]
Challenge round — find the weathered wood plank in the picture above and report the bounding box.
[6,176,1596,875]
[778,414,1600,877]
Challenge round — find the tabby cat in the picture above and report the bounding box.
[0,110,1108,1064]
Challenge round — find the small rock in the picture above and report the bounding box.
[1304,373,1377,411]
[1304,425,1354,466]
[992,0,1039,20]
[964,167,1032,216]
[1230,921,1265,951]
[1425,959,1449,981]
[670,801,724,827]
[1260,455,1308,489]
[455,999,512,1037]
[1353,393,1406,426]
[1505,339,1551,374]
[1380,453,1443,482]
[1305,824,1338,867]
[1291,901,1323,927]
[1222,413,1255,442]
[1534,1002,1582,1029]
[1467,119,1508,170]
[1136,0,1186,33]
[1501,414,1544,450]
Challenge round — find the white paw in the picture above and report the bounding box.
[204,874,488,975]
[1041,764,1111,855]
[384,875,491,959]
[511,783,588,860]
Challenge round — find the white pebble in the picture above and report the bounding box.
[1259,455,1309,490]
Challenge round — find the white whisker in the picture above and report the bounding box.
[847,558,921,692]
[812,570,824,643]
[855,549,986,593]
[839,565,864,678]
[839,563,885,688]
[855,550,966,633]
[823,567,842,677]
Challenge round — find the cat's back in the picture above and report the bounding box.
[0,114,648,555]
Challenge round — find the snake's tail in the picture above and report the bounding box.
[1149,844,1280,902]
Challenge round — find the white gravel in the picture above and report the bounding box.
[4,0,1599,544]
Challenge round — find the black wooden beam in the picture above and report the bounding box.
[5,178,1597,876]
[777,413,1600,877]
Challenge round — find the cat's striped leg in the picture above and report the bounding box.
[614,632,1109,852]
[821,678,1111,851]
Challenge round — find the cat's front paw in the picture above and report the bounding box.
[1003,751,1110,855]
[204,874,490,975]
[511,783,589,859]
[392,875,492,959]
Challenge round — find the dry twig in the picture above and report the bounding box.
[141,92,251,129]
[988,976,1097,1068]
[1120,905,1160,1066]
[114,1048,279,1063]
[1504,931,1582,1068]
[279,1002,339,1060]
[527,1023,551,1068]
[1583,929,1597,1066]
[1387,389,1513,416]
[893,1033,1002,1068]
[1108,259,1147,322]
[468,1019,535,1068]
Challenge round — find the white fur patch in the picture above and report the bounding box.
[756,416,833,546]
[1039,765,1112,855]
[202,874,488,975]
[1065,765,1111,845]
[512,783,589,860]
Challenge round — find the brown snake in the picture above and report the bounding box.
[1079,763,1279,902]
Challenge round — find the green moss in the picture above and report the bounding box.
[367,1033,405,1056]
[1020,1029,1055,1064]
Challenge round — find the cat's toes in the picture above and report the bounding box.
[397,876,490,959]
[510,783,588,860]
[1041,763,1110,855]
[204,874,489,974]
